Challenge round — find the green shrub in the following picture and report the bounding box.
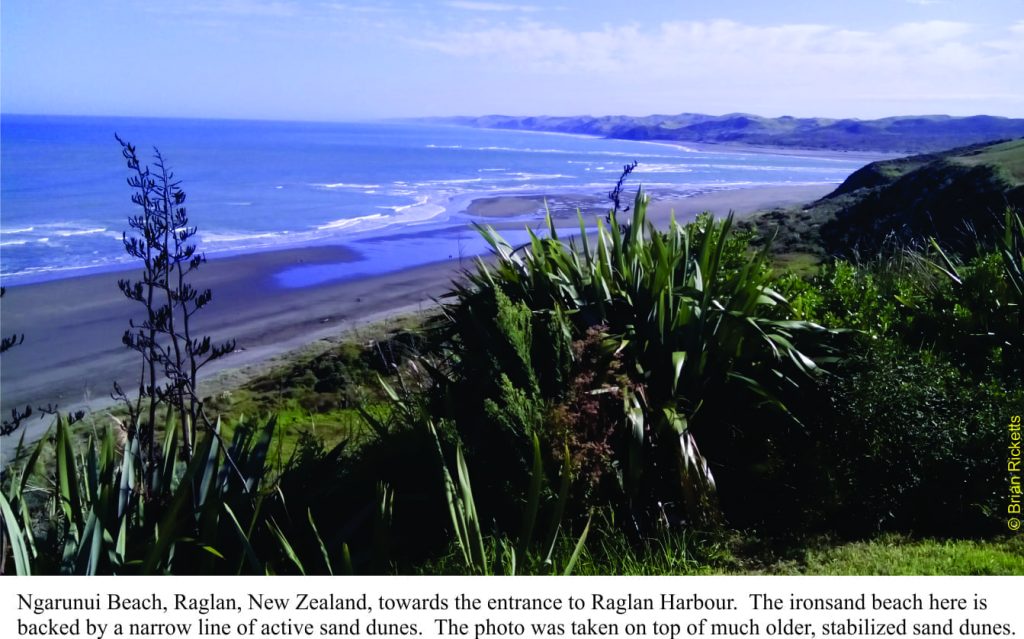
[793,341,1017,536]
[433,191,833,535]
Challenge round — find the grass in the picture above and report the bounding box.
[795,535,1024,576]
[573,532,1024,575]
[771,251,822,276]
[417,524,1024,575]
[952,139,1024,185]
[204,392,381,460]
[200,312,432,459]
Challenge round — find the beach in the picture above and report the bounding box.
[0,183,831,459]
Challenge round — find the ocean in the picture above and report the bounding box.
[1,115,865,286]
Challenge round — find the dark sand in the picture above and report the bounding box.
[0,183,831,461]
[0,246,466,461]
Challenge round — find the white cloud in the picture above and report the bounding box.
[413,19,995,69]
[321,2,396,13]
[887,20,973,42]
[444,1,540,12]
[150,1,300,18]
[408,18,1023,116]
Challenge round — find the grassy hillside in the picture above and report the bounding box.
[952,139,1024,185]
[748,139,1024,256]
[424,113,1024,153]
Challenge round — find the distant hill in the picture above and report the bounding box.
[748,139,1024,256]
[422,113,1024,154]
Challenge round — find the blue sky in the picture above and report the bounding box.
[2,0,1022,121]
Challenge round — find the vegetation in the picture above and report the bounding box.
[113,136,235,464]
[2,155,1022,575]
[748,139,1024,257]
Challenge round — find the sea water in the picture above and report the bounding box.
[0,115,865,286]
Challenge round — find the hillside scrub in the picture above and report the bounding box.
[746,138,1024,258]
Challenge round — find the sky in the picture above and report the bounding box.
[2,0,1023,121]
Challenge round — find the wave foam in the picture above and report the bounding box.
[506,172,573,181]
[315,182,383,190]
[315,195,447,235]
[54,227,107,237]
[202,231,290,244]
[317,213,388,231]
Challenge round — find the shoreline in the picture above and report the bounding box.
[0,183,832,462]
[407,120,901,161]
[466,183,834,230]
[1,180,841,288]
[651,139,897,162]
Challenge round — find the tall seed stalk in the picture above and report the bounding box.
[114,136,234,470]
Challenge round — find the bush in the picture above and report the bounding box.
[432,191,834,535]
[768,224,1023,537]
[801,341,1017,536]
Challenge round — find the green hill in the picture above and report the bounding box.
[750,139,1024,256]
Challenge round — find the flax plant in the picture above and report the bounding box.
[451,189,831,528]
[0,415,291,575]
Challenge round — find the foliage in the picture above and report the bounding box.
[795,342,1015,535]
[430,424,589,575]
[765,210,1024,536]
[113,136,235,465]
[437,190,833,534]
[779,212,1022,383]
[0,415,291,574]
[925,208,1024,377]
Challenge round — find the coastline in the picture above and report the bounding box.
[652,139,897,162]
[468,182,833,229]
[407,121,899,162]
[0,183,831,462]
